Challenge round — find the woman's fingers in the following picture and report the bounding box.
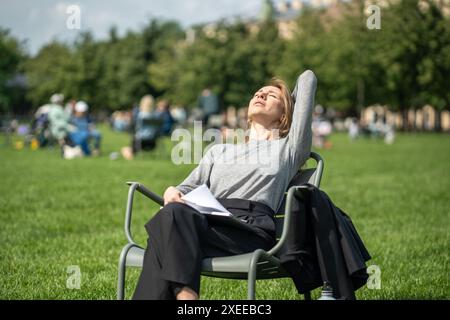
[165,198,184,205]
[164,187,185,205]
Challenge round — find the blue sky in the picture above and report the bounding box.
[0,0,263,55]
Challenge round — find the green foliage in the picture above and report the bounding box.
[24,41,74,106]
[373,0,450,111]
[0,28,27,112]
[277,7,332,104]
[71,32,103,107]
[23,20,183,111]
[4,0,450,114]
[149,20,285,109]
[97,30,149,110]
[260,0,276,23]
[278,0,450,113]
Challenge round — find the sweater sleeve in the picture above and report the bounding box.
[175,146,215,195]
[287,70,317,168]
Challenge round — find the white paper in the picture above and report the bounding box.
[181,184,232,216]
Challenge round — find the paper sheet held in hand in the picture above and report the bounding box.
[181,184,232,216]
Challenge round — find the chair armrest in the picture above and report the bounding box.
[126,181,164,205]
[124,182,164,245]
[267,185,309,256]
[308,152,324,188]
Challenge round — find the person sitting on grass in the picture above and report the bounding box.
[67,101,102,157]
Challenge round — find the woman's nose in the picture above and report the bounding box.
[255,92,266,99]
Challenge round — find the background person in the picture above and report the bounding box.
[121,94,160,160]
[198,87,220,127]
[31,93,69,147]
[68,101,102,156]
[155,99,175,136]
[47,93,69,146]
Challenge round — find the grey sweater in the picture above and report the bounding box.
[176,70,317,213]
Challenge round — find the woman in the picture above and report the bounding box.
[121,95,160,160]
[132,71,317,300]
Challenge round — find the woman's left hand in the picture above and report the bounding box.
[163,186,184,205]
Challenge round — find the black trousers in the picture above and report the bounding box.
[132,137,156,153]
[132,198,276,300]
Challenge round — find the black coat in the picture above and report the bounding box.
[276,184,372,300]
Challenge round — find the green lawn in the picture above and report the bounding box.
[0,126,449,300]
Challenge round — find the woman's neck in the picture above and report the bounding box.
[249,122,280,141]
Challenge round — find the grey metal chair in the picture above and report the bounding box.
[117,151,324,300]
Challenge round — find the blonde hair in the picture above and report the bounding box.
[139,95,154,113]
[247,78,294,138]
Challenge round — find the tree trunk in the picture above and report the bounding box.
[435,110,441,132]
[357,79,365,112]
[402,109,409,132]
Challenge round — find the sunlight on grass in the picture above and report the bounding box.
[0,128,449,299]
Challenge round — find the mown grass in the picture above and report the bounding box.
[0,126,449,300]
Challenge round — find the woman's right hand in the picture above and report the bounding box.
[163,186,184,205]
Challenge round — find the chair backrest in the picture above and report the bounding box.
[135,117,163,140]
[274,152,324,239]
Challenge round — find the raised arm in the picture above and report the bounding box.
[287,70,317,168]
[175,146,215,195]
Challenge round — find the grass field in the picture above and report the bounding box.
[0,126,449,300]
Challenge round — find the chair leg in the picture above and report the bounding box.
[304,291,311,300]
[117,245,131,300]
[247,250,264,300]
[247,271,256,300]
[117,258,126,300]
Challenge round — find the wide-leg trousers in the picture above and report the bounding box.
[132,199,275,300]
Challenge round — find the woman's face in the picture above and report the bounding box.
[248,86,284,125]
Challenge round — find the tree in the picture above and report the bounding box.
[277,7,334,107]
[24,41,74,107]
[97,30,149,110]
[142,19,185,97]
[376,0,450,129]
[0,28,27,113]
[70,32,103,108]
[415,2,450,112]
[250,19,285,90]
[20,0,449,120]
[149,18,285,109]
